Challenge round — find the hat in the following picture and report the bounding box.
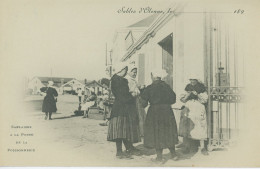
[187,72,204,84]
[151,68,167,78]
[48,81,54,86]
[113,62,128,74]
[128,63,137,72]
[187,72,202,81]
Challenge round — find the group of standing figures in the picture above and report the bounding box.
[107,63,209,162]
[39,62,209,162]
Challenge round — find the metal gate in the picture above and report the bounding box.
[204,13,245,151]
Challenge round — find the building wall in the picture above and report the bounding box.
[124,9,206,125]
[112,29,145,67]
[119,4,246,140]
[112,31,128,65]
[28,77,45,94]
[60,79,85,95]
[129,10,205,104]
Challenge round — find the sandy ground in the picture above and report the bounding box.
[2,94,253,167]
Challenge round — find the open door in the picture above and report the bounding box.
[158,33,173,89]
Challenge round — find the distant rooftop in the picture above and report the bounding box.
[35,76,74,83]
[86,80,107,88]
[128,14,159,28]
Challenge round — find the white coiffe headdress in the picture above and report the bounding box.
[128,63,137,72]
[48,81,54,87]
[187,72,203,83]
[151,68,167,78]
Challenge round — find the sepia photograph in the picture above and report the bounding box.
[0,0,260,167]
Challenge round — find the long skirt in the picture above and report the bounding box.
[185,100,207,140]
[42,96,57,113]
[107,112,141,143]
[136,97,146,137]
[81,101,95,111]
[144,104,178,149]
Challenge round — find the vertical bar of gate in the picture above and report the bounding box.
[207,12,213,144]
[213,15,218,142]
[227,25,231,140]
[216,17,221,141]
[225,24,229,141]
[219,19,223,140]
[234,33,238,130]
[235,32,239,138]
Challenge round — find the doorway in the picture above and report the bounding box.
[158,33,173,89]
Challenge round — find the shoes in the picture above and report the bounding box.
[82,115,89,118]
[99,122,108,126]
[126,147,142,156]
[171,153,179,161]
[44,116,48,120]
[116,152,133,159]
[49,118,52,120]
[176,143,185,148]
[200,148,209,156]
[151,157,165,163]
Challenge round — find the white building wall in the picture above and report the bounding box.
[127,12,205,93]
[112,29,146,68]
[123,10,206,125]
[112,32,127,66]
[28,77,45,94]
[151,11,204,100]
[182,13,205,84]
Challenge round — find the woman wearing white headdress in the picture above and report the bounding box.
[40,81,58,120]
[179,73,209,155]
[140,68,179,162]
[125,64,146,138]
[107,62,141,159]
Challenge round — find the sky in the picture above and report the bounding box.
[0,0,171,81]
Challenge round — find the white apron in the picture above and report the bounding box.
[185,99,207,140]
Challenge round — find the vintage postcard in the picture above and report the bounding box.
[0,0,260,167]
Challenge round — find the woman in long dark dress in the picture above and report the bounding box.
[107,63,141,159]
[40,81,58,120]
[140,69,178,162]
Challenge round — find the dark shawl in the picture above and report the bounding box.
[110,74,135,118]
